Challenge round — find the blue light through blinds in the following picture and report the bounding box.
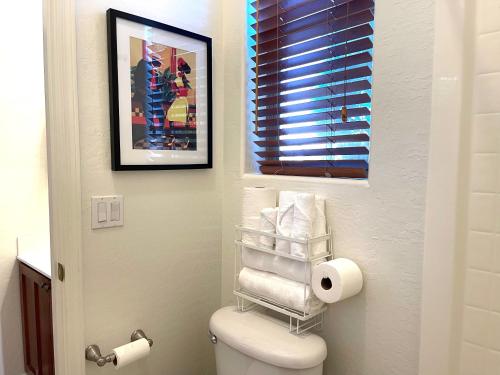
[248,0,374,178]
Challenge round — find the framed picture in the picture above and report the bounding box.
[107,9,212,170]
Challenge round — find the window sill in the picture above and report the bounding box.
[241,172,370,188]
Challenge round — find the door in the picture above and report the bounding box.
[19,263,55,375]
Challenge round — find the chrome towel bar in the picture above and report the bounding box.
[85,329,153,367]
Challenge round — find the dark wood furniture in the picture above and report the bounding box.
[19,262,55,375]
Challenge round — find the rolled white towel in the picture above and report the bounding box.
[290,193,316,258]
[239,267,324,314]
[242,187,276,245]
[241,247,325,283]
[276,191,297,253]
[259,207,278,248]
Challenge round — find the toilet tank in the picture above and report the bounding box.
[209,306,327,375]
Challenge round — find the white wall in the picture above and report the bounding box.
[457,1,500,373]
[75,1,500,374]
[221,1,435,375]
[0,1,49,374]
[75,1,223,374]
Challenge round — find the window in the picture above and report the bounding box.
[248,0,374,178]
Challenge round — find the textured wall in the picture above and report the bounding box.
[458,1,500,373]
[0,1,49,374]
[75,1,223,374]
[220,1,435,375]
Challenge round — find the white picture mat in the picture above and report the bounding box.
[116,17,209,165]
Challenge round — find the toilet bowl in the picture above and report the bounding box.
[209,306,327,375]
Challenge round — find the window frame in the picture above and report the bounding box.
[246,0,375,180]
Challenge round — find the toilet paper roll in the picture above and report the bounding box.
[112,338,150,369]
[242,187,277,217]
[311,258,363,304]
[242,187,276,245]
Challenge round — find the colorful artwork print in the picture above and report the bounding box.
[108,9,212,170]
[130,37,197,151]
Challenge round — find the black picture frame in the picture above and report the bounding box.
[106,9,213,171]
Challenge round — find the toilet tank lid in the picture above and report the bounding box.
[209,306,327,370]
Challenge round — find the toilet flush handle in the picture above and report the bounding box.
[208,330,217,344]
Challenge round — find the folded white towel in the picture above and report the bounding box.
[238,267,324,314]
[290,193,316,258]
[312,198,327,255]
[276,191,297,253]
[242,247,324,283]
[259,207,278,248]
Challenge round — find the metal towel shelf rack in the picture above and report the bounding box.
[234,225,333,335]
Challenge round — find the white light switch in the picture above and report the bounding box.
[110,200,120,221]
[97,202,107,223]
[91,195,124,229]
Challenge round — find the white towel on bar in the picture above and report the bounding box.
[238,267,324,314]
[290,193,317,258]
[276,191,297,253]
[241,247,324,284]
[259,207,278,248]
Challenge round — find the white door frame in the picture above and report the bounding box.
[43,0,86,373]
[418,0,473,374]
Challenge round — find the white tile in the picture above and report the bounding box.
[469,193,496,232]
[489,312,500,351]
[475,74,500,114]
[493,194,500,234]
[485,350,500,375]
[493,236,500,273]
[473,114,500,153]
[477,32,500,74]
[465,270,493,309]
[460,343,488,375]
[463,306,490,346]
[470,154,500,193]
[477,0,500,35]
[467,231,494,271]
[496,195,500,233]
[490,275,500,313]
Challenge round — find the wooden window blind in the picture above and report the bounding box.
[249,0,374,179]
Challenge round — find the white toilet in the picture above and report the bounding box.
[209,306,327,375]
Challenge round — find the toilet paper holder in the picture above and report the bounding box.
[85,329,153,367]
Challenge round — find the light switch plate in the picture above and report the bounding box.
[91,195,124,229]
